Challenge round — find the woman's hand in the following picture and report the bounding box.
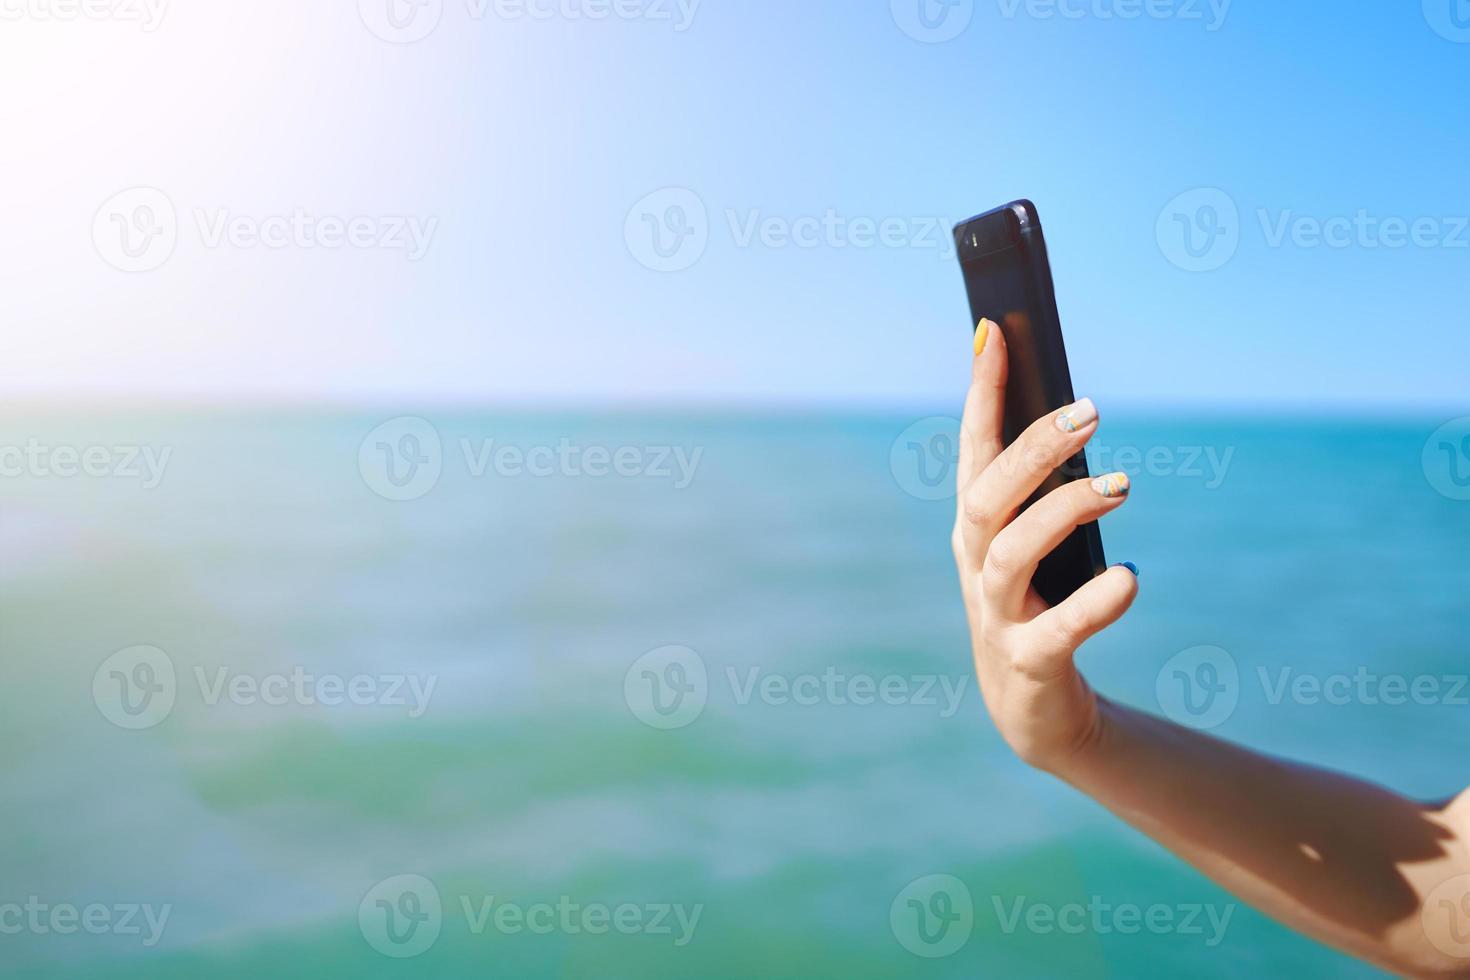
[952,318,1138,773]
[951,320,1470,977]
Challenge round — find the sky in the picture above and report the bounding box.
[1,0,1467,411]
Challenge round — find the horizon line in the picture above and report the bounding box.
[0,393,1465,421]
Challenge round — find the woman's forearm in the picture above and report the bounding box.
[1052,698,1470,977]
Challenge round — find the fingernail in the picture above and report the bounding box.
[1092,472,1131,498]
[1055,397,1098,433]
[974,318,995,356]
[1115,561,1140,577]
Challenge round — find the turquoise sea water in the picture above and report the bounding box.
[2,409,1467,978]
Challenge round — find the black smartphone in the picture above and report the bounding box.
[952,200,1106,606]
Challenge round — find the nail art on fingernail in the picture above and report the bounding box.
[975,318,995,356]
[1092,472,1130,498]
[1115,561,1140,577]
[1055,397,1098,433]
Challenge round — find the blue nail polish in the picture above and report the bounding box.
[1116,561,1140,577]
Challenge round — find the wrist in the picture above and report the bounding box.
[1039,691,1116,783]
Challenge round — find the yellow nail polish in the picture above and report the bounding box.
[974,318,994,356]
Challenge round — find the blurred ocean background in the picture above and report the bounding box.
[3,3,1468,975]
[3,407,1467,979]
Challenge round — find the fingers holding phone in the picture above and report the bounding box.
[951,313,1138,771]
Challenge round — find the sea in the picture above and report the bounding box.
[2,408,1467,978]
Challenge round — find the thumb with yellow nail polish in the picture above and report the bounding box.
[974,318,995,356]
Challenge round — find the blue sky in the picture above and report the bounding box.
[3,1,1467,410]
